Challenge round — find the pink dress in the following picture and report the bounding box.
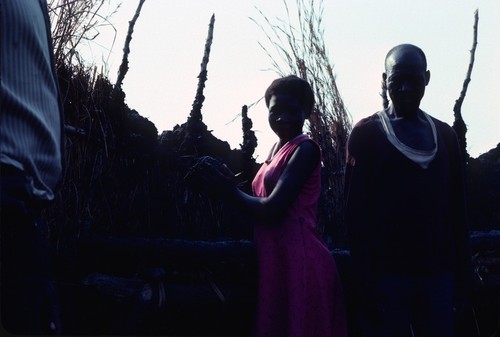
[251,134,347,337]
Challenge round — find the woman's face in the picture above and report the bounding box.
[268,94,306,141]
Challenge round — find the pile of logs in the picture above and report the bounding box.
[53,231,500,335]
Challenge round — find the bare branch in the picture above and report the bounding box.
[189,14,216,123]
[453,9,479,161]
[114,0,146,91]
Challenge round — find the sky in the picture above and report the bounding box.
[84,0,500,161]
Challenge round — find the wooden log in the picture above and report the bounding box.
[471,231,500,287]
[76,231,500,285]
[78,235,257,268]
[81,271,256,310]
[76,235,352,276]
[470,230,500,252]
[65,271,257,335]
[75,235,259,284]
[79,231,498,263]
[82,272,153,305]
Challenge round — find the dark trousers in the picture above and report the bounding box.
[0,165,59,335]
[358,272,455,337]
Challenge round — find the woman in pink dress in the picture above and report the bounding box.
[191,75,347,337]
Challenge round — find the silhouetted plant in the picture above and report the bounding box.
[48,0,120,69]
[252,0,352,247]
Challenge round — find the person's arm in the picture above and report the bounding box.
[235,140,320,225]
[186,141,319,225]
[344,124,372,269]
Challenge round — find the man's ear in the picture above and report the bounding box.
[382,73,388,89]
[425,70,431,85]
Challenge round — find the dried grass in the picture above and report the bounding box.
[48,0,120,69]
[252,0,352,247]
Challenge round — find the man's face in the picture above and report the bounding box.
[384,51,429,116]
[268,94,306,140]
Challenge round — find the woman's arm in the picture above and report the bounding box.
[235,140,320,225]
[186,141,319,225]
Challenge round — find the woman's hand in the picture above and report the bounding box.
[184,156,237,197]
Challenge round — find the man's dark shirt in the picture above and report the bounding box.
[345,112,469,277]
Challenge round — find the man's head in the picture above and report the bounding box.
[383,44,430,116]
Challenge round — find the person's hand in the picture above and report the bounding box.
[184,156,237,197]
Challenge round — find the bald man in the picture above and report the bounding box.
[344,44,472,337]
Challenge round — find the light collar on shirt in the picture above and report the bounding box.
[377,110,438,169]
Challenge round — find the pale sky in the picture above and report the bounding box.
[85,0,500,161]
